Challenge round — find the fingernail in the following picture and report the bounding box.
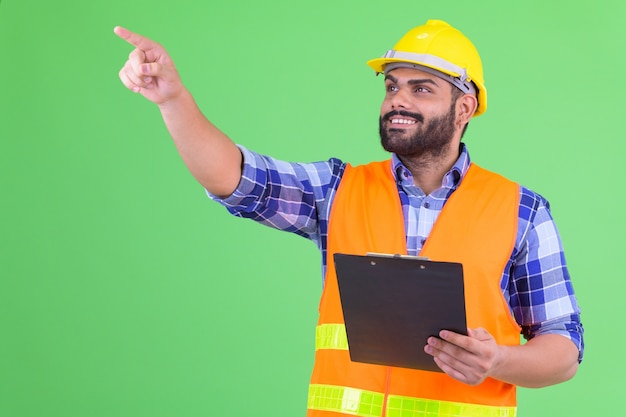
[132,86,140,93]
[143,77,152,83]
[141,64,150,74]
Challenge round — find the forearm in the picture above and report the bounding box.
[427,328,580,388]
[491,334,579,388]
[158,89,242,197]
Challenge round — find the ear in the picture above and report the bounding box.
[456,94,478,125]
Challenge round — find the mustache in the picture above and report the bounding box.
[381,110,424,123]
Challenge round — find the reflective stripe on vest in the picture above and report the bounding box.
[316,323,348,350]
[308,384,517,417]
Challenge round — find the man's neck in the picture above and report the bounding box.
[398,145,460,195]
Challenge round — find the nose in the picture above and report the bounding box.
[390,87,410,110]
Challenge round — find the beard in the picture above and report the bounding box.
[379,104,456,159]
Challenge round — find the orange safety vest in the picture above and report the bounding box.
[307,160,521,417]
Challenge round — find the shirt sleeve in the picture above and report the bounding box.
[508,187,584,361]
[207,145,346,246]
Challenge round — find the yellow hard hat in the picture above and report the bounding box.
[367,20,487,116]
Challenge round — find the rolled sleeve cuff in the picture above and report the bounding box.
[523,313,585,363]
[206,145,265,209]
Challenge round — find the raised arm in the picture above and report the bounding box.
[114,26,242,197]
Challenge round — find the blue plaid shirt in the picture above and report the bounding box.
[210,143,584,360]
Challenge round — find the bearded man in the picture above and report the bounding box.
[115,19,583,417]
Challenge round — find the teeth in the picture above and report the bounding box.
[390,118,416,125]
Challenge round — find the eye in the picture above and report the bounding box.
[386,84,398,93]
[414,86,431,94]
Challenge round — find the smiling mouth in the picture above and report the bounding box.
[389,118,417,125]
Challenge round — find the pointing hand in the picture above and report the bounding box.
[114,26,184,105]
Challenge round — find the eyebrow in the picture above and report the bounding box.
[385,74,440,87]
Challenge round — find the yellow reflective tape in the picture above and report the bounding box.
[308,384,517,417]
[315,323,349,350]
[308,384,383,417]
[386,394,517,417]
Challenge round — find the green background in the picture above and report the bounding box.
[1,0,624,416]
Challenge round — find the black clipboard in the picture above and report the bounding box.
[334,253,467,372]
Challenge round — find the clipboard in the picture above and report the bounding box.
[333,253,467,372]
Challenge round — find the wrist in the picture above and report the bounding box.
[158,87,193,112]
[489,344,510,382]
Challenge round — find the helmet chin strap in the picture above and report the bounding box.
[383,61,477,96]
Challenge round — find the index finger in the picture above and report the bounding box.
[438,329,472,348]
[114,26,158,50]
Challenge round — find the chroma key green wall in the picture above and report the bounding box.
[1,0,624,415]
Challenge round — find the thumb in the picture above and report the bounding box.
[127,48,153,77]
[127,42,167,78]
[138,61,164,78]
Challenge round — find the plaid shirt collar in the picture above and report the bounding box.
[390,142,471,190]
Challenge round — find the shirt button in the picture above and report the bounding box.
[424,202,430,208]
